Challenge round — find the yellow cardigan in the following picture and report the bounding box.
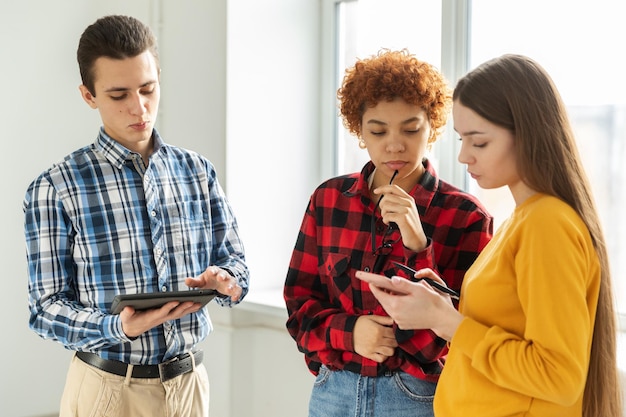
[434,194,600,417]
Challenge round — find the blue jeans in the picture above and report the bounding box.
[309,366,436,417]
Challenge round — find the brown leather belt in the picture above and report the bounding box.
[76,350,203,382]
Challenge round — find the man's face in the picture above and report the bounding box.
[79,50,160,155]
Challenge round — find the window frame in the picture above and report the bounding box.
[320,0,471,185]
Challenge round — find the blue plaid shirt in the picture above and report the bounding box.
[23,128,249,364]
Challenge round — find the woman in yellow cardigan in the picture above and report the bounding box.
[356,54,623,417]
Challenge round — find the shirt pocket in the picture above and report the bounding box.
[319,251,350,278]
[318,250,386,314]
[318,250,358,311]
[164,200,211,272]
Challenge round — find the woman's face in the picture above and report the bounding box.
[360,98,431,189]
[454,100,520,191]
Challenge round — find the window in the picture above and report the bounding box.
[327,0,626,325]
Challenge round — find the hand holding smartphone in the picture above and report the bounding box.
[391,262,460,300]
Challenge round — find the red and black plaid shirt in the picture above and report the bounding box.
[284,160,493,381]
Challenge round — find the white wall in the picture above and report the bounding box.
[225,0,321,292]
[202,301,312,417]
[2,3,151,416]
[1,1,317,416]
[209,0,321,414]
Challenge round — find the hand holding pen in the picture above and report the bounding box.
[372,170,428,253]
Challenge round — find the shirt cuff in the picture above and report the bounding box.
[103,313,135,342]
[404,237,435,270]
[328,314,358,352]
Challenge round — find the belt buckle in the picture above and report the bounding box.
[158,355,181,382]
[158,353,194,382]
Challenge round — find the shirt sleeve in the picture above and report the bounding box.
[204,168,249,306]
[453,206,598,405]
[284,198,336,366]
[284,194,373,375]
[24,175,132,351]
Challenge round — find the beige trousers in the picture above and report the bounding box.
[59,353,210,417]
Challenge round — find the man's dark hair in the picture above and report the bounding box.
[77,15,159,95]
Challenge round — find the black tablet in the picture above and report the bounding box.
[110,289,219,314]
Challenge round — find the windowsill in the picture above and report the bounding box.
[239,290,626,373]
[239,287,287,318]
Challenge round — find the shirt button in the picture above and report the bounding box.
[151,210,157,217]
[363,267,370,272]
[161,285,167,292]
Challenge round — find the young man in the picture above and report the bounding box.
[23,15,248,417]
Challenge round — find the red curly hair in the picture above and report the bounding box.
[338,49,452,143]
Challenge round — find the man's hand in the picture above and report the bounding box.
[119,265,242,338]
[185,266,243,302]
[353,315,398,363]
[120,301,202,338]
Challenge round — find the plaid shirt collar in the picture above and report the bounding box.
[94,127,165,169]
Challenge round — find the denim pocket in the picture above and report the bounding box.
[313,364,332,387]
[393,371,436,402]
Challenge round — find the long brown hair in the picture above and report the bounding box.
[454,54,622,417]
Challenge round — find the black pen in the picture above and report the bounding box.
[392,262,460,300]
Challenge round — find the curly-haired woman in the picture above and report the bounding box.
[283,49,493,417]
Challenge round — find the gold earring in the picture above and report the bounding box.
[358,139,366,149]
